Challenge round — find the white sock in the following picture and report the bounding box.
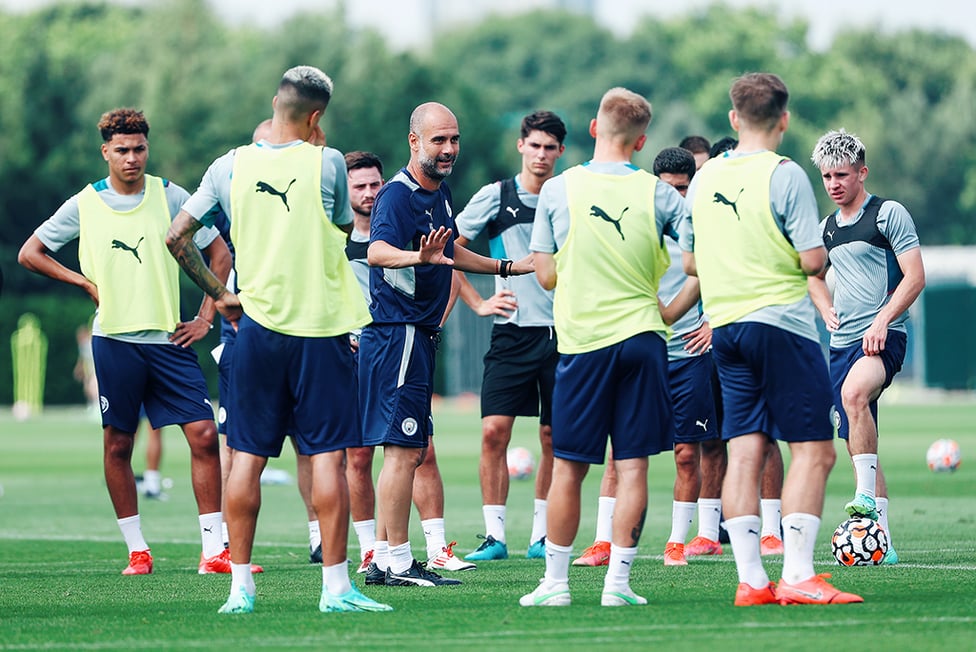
[530,499,547,544]
[353,519,376,558]
[760,499,782,538]
[322,561,352,596]
[388,541,413,575]
[482,505,506,543]
[544,540,572,584]
[668,501,696,544]
[230,561,255,595]
[781,512,820,584]
[199,512,224,558]
[143,469,161,494]
[373,540,389,571]
[604,544,637,591]
[876,496,891,547]
[725,514,768,589]
[221,521,229,548]
[697,498,722,541]
[308,519,321,550]
[421,517,447,560]
[852,454,878,499]
[117,514,149,553]
[595,496,615,542]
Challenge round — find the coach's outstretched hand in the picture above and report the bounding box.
[419,226,454,266]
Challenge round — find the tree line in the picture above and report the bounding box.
[2,0,974,404]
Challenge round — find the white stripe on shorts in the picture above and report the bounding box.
[397,324,415,388]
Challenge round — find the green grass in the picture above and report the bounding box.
[1,397,975,650]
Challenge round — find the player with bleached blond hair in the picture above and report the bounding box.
[808,128,925,565]
[166,65,391,615]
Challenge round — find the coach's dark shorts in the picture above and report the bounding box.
[230,313,360,457]
[829,330,907,440]
[551,331,672,464]
[481,323,558,423]
[92,336,214,433]
[711,322,833,443]
[360,323,437,449]
[670,353,719,444]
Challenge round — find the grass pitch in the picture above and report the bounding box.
[1,397,974,650]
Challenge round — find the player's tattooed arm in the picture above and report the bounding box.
[168,211,221,295]
[166,210,238,319]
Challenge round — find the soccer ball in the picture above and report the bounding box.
[831,517,888,566]
[507,446,536,480]
[926,438,961,473]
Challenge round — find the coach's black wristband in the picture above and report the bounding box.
[499,259,513,278]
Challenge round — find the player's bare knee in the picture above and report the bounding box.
[104,433,135,460]
[481,421,512,453]
[841,385,872,414]
[673,443,699,472]
[184,420,219,455]
[804,442,836,474]
[346,446,374,474]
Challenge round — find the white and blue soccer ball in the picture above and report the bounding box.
[926,438,961,473]
[507,446,536,480]
[831,517,888,566]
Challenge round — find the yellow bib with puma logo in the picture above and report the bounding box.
[77,175,180,334]
[230,143,370,336]
[691,152,807,327]
[553,165,669,354]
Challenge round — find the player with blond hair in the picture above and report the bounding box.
[521,88,686,607]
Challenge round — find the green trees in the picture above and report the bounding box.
[2,1,974,403]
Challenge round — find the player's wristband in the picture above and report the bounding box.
[499,259,513,278]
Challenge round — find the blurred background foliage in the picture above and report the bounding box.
[2,0,974,403]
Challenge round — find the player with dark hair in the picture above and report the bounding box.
[651,146,725,566]
[19,107,229,578]
[452,110,567,562]
[679,135,711,170]
[654,147,697,192]
[708,137,739,160]
[684,72,861,606]
[808,128,925,565]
